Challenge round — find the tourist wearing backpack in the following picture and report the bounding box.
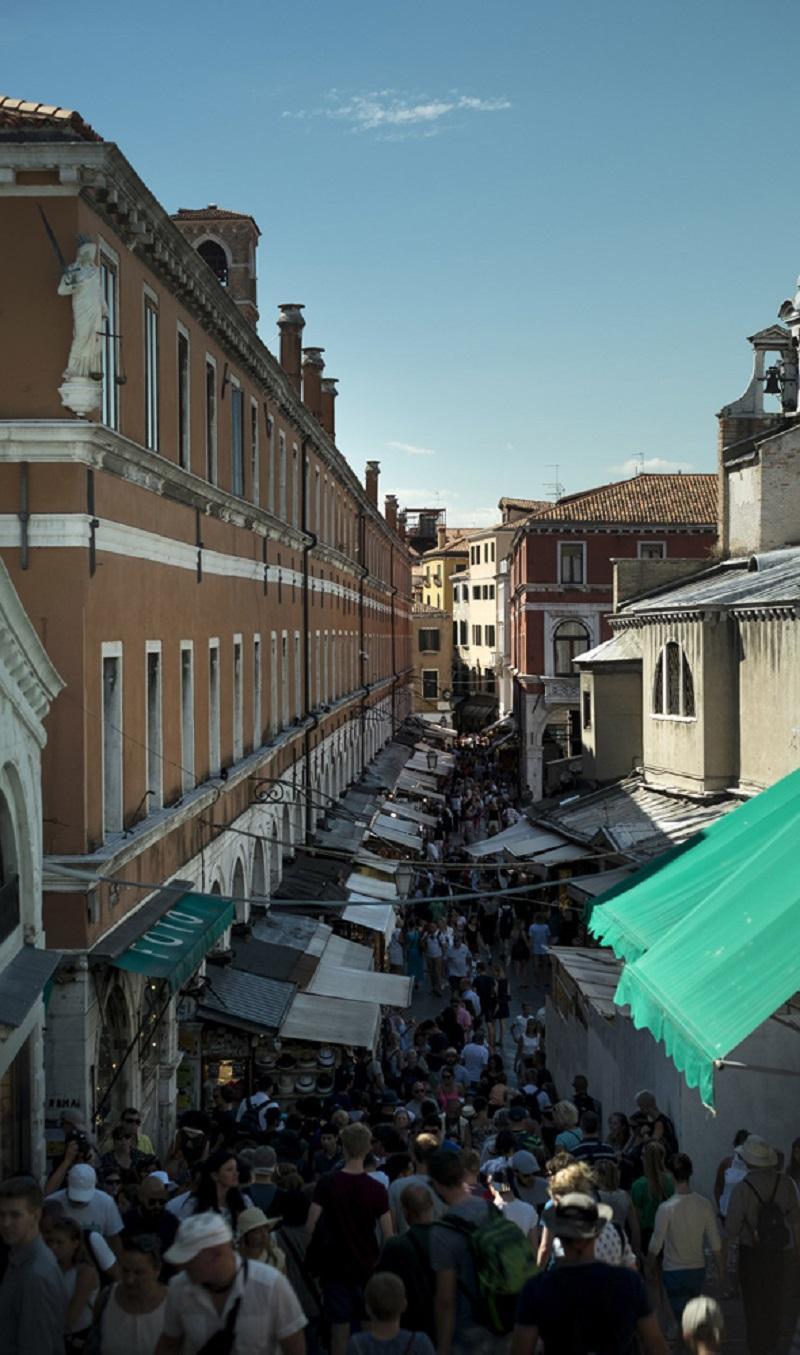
[427,1149,536,1355]
[724,1134,800,1355]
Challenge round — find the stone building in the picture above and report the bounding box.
[0,560,63,1179]
[451,525,514,728]
[0,96,412,1152]
[507,475,717,801]
[411,604,454,717]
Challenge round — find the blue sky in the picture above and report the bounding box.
[8,1,799,524]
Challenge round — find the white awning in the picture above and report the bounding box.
[344,872,398,901]
[322,934,375,971]
[306,961,413,1008]
[279,990,381,1051]
[380,798,439,829]
[465,820,550,858]
[342,901,396,943]
[396,770,445,803]
[568,867,634,900]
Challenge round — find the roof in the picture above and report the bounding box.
[544,774,736,863]
[519,473,717,527]
[279,990,381,1051]
[195,966,296,1036]
[0,95,101,142]
[173,205,260,233]
[620,547,800,615]
[573,630,643,666]
[322,934,375,971]
[305,961,413,1009]
[0,945,61,1028]
[499,497,552,513]
[549,946,623,1019]
[590,767,800,1106]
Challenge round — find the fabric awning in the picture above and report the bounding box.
[341,902,396,942]
[279,990,381,1051]
[380,798,439,829]
[465,820,539,858]
[196,966,296,1035]
[0,945,62,1028]
[344,872,398,901]
[108,889,235,992]
[568,867,634,902]
[589,768,800,1106]
[305,961,413,1008]
[322,934,375,972]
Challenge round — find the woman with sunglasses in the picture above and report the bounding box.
[99,1125,143,1189]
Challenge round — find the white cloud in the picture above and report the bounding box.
[282,89,511,140]
[610,456,695,475]
[386,440,437,457]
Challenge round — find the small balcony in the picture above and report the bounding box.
[542,675,580,706]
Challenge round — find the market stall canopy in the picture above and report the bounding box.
[369,814,423,853]
[589,768,800,1107]
[380,798,439,829]
[0,945,62,1028]
[465,820,575,861]
[195,966,296,1036]
[549,946,623,1019]
[97,885,234,993]
[567,867,634,903]
[344,872,398,901]
[341,901,396,942]
[279,990,381,1052]
[395,770,445,803]
[322,934,375,971]
[305,961,413,1008]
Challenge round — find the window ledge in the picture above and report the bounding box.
[651,714,697,723]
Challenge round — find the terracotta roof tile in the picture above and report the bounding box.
[173,205,259,228]
[499,496,552,512]
[0,94,101,141]
[520,473,717,527]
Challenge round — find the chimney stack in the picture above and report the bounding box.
[397,511,407,542]
[436,524,447,549]
[384,494,398,532]
[302,347,325,418]
[365,461,380,507]
[320,378,338,441]
[277,304,305,394]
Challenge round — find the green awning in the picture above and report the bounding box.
[589,769,800,1106]
[111,891,235,992]
[588,771,799,962]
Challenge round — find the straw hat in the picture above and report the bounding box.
[738,1134,778,1169]
[236,1206,282,1238]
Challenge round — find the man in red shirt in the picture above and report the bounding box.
[307,1121,393,1355]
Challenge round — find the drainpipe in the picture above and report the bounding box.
[358,510,368,771]
[301,436,318,841]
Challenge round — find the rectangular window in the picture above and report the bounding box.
[315,631,321,706]
[638,542,666,559]
[266,413,275,512]
[233,635,243,761]
[488,584,495,599]
[485,625,496,648]
[253,635,262,749]
[100,256,119,430]
[472,624,483,645]
[145,644,163,812]
[315,467,321,534]
[418,629,441,652]
[144,298,159,451]
[482,585,489,600]
[484,543,489,562]
[250,399,260,505]
[231,384,245,497]
[459,620,467,646]
[294,631,302,719]
[582,689,592,730]
[490,541,496,562]
[291,444,299,526]
[102,646,123,838]
[281,632,289,728]
[453,620,458,645]
[279,432,287,520]
[180,643,195,792]
[323,631,329,704]
[559,542,585,584]
[208,641,220,776]
[472,585,481,600]
[270,631,279,735]
[422,669,439,699]
[205,359,218,484]
[177,327,190,469]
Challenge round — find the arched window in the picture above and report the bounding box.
[197,239,229,286]
[553,619,590,675]
[653,641,696,717]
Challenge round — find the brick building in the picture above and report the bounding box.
[0,96,412,1151]
[508,474,717,800]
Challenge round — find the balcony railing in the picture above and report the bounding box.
[0,874,20,946]
[542,675,580,706]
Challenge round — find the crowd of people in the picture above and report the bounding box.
[0,736,798,1354]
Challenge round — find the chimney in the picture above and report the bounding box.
[365,461,380,506]
[436,524,447,549]
[384,494,398,532]
[277,304,305,394]
[302,347,325,418]
[397,510,407,542]
[320,377,338,441]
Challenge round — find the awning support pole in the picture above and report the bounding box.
[714,1059,800,1079]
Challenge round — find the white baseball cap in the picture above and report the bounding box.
[164,1212,233,1264]
[67,1164,97,1203]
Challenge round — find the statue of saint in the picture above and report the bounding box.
[58,236,106,379]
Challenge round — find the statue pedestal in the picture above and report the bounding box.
[59,374,101,417]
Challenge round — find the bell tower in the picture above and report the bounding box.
[172,205,261,328]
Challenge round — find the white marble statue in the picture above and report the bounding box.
[57,236,105,415]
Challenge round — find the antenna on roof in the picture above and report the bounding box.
[544,464,565,501]
[631,452,645,476]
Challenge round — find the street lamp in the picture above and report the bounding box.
[425,749,438,772]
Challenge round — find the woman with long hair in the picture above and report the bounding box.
[192,1147,251,1229]
[632,1140,674,1253]
[45,1216,99,1351]
[606,1110,631,1155]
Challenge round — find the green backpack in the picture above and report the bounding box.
[441,1206,538,1335]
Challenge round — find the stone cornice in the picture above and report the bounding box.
[0,140,410,562]
[0,559,65,738]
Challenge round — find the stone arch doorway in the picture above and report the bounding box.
[231,858,247,923]
[251,841,268,909]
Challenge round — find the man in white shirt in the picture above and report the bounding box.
[445,940,471,996]
[648,1153,722,1326]
[460,1032,489,1088]
[494,1171,539,1251]
[156,1212,306,1355]
[510,1003,533,1044]
[48,1165,124,1258]
[236,1077,279,1135]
